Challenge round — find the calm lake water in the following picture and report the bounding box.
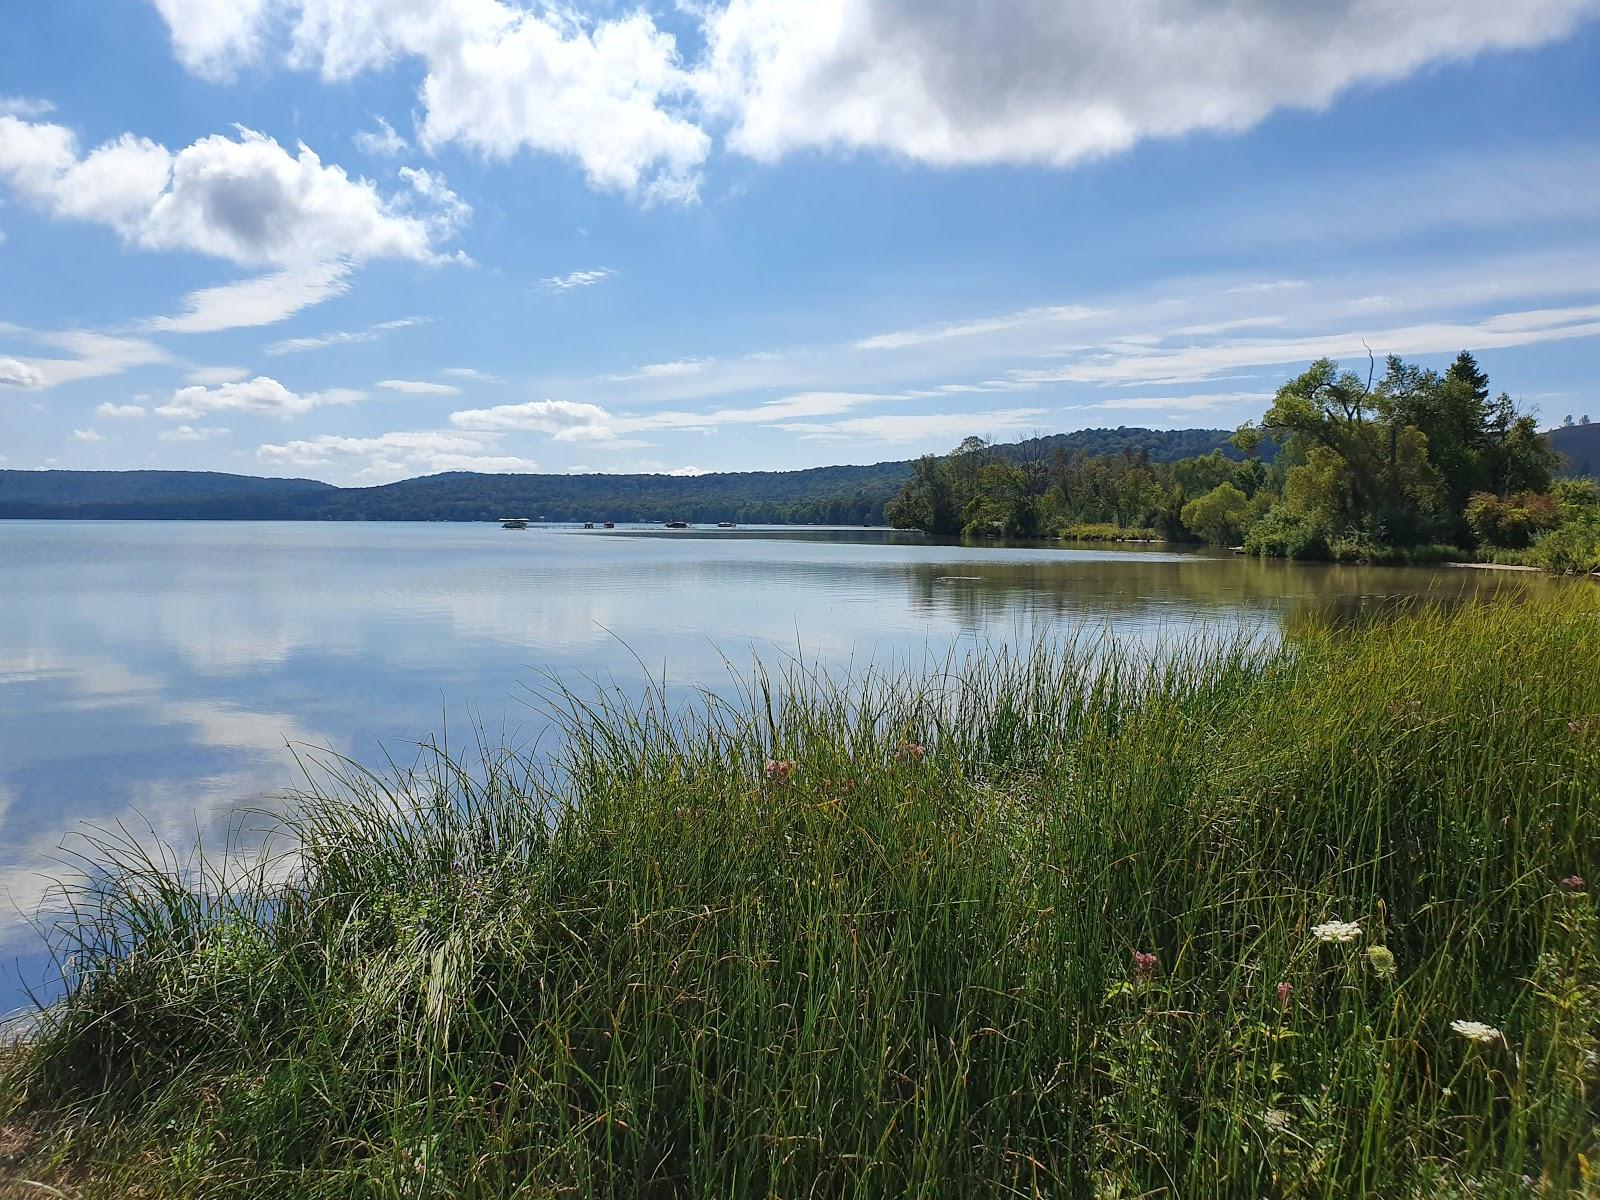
[0,520,1550,1013]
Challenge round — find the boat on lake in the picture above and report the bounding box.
[717,521,736,528]
[499,517,530,530]
[665,520,689,529]
[583,522,595,529]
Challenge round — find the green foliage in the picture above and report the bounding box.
[1235,351,1557,559]
[1058,523,1160,541]
[1525,508,1600,574]
[1180,481,1252,546]
[885,435,1267,538]
[884,455,957,533]
[1244,508,1330,560]
[1464,491,1563,550]
[6,595,1600,1197]
[962,462,1037,536]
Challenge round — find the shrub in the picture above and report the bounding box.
[1243,508,1329,559]
[1464,491,1563,549]
[1526,508,1600,574]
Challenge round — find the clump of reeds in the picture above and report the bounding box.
[2,594,1597,1198]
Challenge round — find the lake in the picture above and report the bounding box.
[0,520,1547,1013]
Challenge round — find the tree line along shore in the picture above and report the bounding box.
[886,352,1600,573]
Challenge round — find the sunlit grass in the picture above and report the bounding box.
[2,593,1597,1198]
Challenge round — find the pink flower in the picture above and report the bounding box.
[1132,951,1158,977]
[763,758,798,783]
[897,741,927,762]
[1276,981,1292,1009]
[1559,874,1585,893]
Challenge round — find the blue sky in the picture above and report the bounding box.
[1,0,1597,483]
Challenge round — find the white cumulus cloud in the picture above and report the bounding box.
[150,0,278,79]
[696,0,1600,167]
[152,0,708,200]
[156,375,366,419]
[0,117,463,268]
[0,355,45,389]
[96,403,148,418]
[450,398,614,441]
[144,0,1600,190]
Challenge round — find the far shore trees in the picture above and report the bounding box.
[884,350,1598,568]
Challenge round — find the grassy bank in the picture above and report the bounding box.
[3,596,1598,1198]
[1057,522,1161,542]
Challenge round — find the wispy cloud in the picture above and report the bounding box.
[146,262,352,334]
[0,97,53,118]
[0,330,170,389]
[777,409,1049,444]
[158,424,229,442]
[257,430,536,480]
[185,366,250,386]
[606,358,710,381]
[855,305,1101,352]
[266,317,430,356]
[539,267,616,293]
[377,379,461,396]
[353,115,409,157]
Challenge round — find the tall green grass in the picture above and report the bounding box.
[3,594,1598,1198]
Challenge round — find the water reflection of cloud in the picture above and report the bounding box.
[0,645,337,1013]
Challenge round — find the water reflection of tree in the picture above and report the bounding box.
[897,553,1550,634]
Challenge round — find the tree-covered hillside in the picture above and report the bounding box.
[0,469,333,506]
[1549,422,1600,477]
[0,428,1242,523]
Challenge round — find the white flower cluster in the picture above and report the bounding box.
[1311,919,1362,944]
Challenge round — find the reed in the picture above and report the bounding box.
[3,593,1597,1198]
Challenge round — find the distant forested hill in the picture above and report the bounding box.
[1549,423,1600,476]
[0,427,1243,523]
[0,470,333,507]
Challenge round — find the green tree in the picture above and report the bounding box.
[962,463,1037,537]
[885,455,959,533]
[1181,482,1252,546]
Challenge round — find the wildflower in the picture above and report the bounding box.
[1451,1019,1503,1044]
[1312,919,1362,944]
[1132,951,1158,977]
[1365,945,1397,978]
[1276,981,1292,1009]
[1262,1108,1292,1132]
[763,758,798,783]
[897,740,927,762]
[1559,874,1585,893]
